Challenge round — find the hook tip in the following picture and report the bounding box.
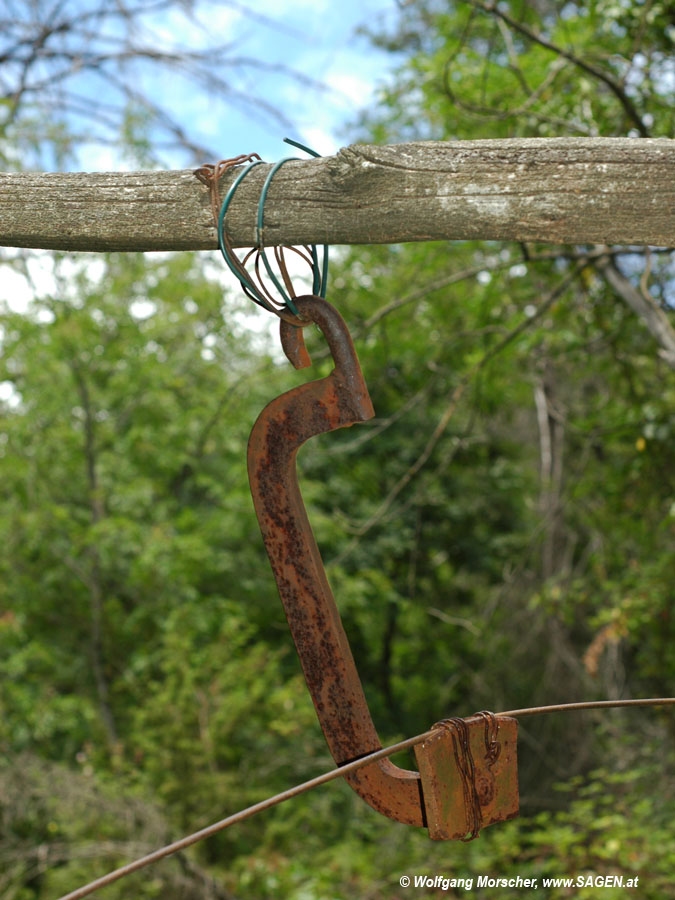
[280,319,312,369]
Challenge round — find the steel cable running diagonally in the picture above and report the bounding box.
[57,699,675,900]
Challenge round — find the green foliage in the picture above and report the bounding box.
[360,0,673,141]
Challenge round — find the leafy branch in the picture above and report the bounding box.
[466,0,650,136]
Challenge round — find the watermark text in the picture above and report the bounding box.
[398,873,640,891]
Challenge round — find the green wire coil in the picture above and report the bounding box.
[217,138,329,318]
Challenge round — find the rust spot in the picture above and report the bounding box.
[476,773,495,806]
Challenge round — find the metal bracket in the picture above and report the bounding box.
[415,714,519,840]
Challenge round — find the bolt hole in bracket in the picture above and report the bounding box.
[247,295,519,838]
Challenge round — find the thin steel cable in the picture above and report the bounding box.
[56,697,674,900]
[498,698,675,717]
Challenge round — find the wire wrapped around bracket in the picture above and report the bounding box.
[432,715,495,841]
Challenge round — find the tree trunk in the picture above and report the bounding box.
[0,138,672,252]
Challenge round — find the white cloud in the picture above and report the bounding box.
[0,251,63,313]
[252,0,330,14]
[0,252,107,315]
[141,4,243,53]
[77,146,134,173]
[0,265,31,314]
[0,381,21,408]
[130,299,157,320]
[326,72,378,109]
[295,127,339,156]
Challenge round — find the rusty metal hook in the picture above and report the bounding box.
[247,295,425,827]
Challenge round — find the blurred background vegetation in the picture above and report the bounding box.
[1,1,673,897]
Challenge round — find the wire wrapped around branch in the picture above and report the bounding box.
[196,140,328,320]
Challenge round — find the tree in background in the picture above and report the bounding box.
[330,0,674,763]
[0,252,330,897]
[293,1,673,893]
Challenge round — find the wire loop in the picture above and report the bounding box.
[476,709,501,765]
[194,154,262,227]
[213,138,328,320]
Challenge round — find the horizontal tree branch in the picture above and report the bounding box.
[0,138,673,251]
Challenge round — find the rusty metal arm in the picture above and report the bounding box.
[247,296,425,827]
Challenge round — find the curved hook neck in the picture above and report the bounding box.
[247,297,424,827]
[279,295,375,424]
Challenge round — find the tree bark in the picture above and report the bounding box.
[0,138,672,252]
[69,358,119,748]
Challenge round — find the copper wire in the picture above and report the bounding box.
[433,716,485,841]
[194,154,261,227]
[194,154,308,322]
[197,152,323,321]
[476,709,501,765]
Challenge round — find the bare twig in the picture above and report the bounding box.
[468,0,650,136]
[596,255,675,367]
[359,248,635,335]
[67,358,118,747]
[0,0,323,165]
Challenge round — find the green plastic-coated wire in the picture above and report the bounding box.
[217,159,272,310]
[255,139,329,312]
[282,138,329,299]
[217,139,329,317]
[256,156,302,317]
[283,137,320,158]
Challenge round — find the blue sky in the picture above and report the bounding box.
[1,0,403,335]
[77,0,402,171]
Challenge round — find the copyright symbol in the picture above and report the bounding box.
[400,876,410,887]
